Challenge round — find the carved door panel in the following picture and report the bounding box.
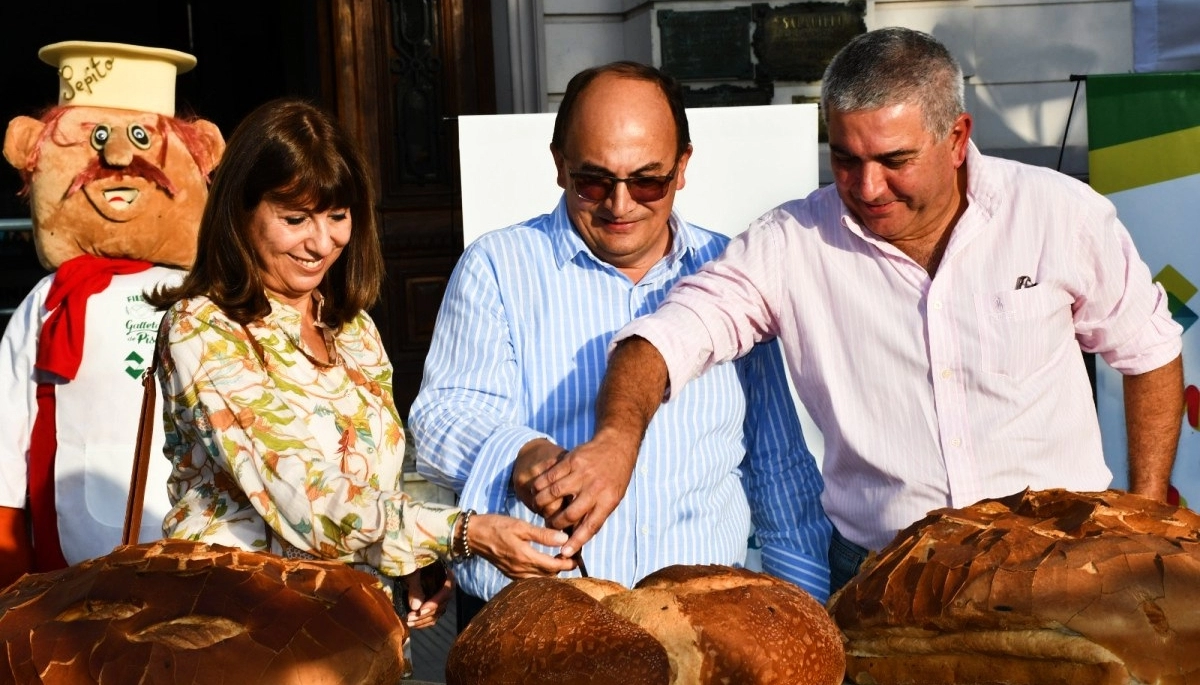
[329,0,495,416]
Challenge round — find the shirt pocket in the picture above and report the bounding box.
[974,287,1067,379]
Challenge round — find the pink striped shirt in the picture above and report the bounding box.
[617,143,1182,551]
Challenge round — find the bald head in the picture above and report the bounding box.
[552,61,689,160]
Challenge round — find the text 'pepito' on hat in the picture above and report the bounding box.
[38,41,196,117]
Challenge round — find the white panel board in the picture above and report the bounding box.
[459,104,820,242]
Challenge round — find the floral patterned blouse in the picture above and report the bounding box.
[158,294,457,577]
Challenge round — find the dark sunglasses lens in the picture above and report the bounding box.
[626,177,670,202]
[573,175,613,202]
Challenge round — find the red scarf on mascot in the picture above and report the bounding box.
[28,254,152,570]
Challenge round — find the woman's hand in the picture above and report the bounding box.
[467,513,578,579]
[402,562,453,629]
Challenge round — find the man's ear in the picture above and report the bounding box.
[673,143,694,192]
[551,144,568,191]
[189,119,226,177]
[3,116,45,172]
[949,113,973,168]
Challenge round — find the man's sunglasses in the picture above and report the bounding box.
[568,162,679,203]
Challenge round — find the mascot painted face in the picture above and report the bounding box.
[0,42,224,587]
[4,43,223,269]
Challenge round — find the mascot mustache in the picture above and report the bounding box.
[65,155,179,199]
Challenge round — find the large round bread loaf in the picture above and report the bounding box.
[447,564,845,685]
[610,564,845,684]
[830,488,1200,685]
[0,539,407,684]
[445,575,672,685]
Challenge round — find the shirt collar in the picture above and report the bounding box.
[262,290,305,330]
[961,140,999,221]
[260,290,340,366]
[547,192,702,274]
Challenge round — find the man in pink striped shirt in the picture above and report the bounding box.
[529,27,1185,592]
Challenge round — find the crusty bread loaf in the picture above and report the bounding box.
[0,539,407,684]
[830,488,1200,685]
[446,575,672,685]
[447,564,845,685]
[609,564,845,684]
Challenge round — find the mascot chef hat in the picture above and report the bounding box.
[38,41,196,116]
[4,40,224,269]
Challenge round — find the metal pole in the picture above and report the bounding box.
[1057,74,1087,173]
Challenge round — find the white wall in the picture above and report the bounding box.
[492,0,1135,180]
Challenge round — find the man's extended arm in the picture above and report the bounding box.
[1124,353,1184,501]
[531,336,667,557]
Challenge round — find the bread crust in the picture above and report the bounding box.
[446,576,671,685]
[448,565,845,685]
[0,539,407,684]
[831,489,1200,685]
[615,565,845,684]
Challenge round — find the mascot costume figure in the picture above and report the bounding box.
[0,42,225,587]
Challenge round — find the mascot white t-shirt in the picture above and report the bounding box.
[0,267,182,562]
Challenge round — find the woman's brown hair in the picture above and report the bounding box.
[148,98,383,327]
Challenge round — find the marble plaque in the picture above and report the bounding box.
[659,8,754,80]
[753,1,866,82]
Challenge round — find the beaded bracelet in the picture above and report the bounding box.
[453,508,476,562]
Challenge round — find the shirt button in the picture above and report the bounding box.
[940,369,952,379]
[639,465,649,475]
[641,526,650,535]
[951,437,962,447]
[932,300,943,310]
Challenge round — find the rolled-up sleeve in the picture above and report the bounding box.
[1073,201,1182,374]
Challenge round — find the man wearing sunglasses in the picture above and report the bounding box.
[531,28,1184,596]
[410,62,831,629]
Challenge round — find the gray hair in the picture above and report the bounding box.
[821,27,965,138]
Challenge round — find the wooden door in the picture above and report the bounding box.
[328,0,496,416]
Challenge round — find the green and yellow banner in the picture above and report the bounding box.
[1088,73,1200,194]
[1088,72,1200,508]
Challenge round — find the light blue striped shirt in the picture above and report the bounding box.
[410,197,831,601]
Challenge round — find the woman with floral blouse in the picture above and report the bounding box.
[147,99,575,628]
